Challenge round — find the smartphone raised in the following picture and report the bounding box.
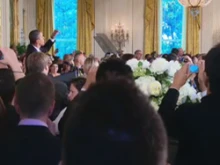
[189,64,199,73]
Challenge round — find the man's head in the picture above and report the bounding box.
[27,52,52,75]
[96,58,133,82]
[205,44,220,94]
[74,52,86,67]
[14,73,55,119]
[134,50,143,60]
[63,79,167,165]
[29,30,45,46]
[171,48,179,55]
[178,48,184,56]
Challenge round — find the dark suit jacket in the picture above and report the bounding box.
[159,89,220,165]
[5,125,61,165]
[25,39,54,74]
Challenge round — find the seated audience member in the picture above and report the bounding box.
[73,52,86,77]
[25,30,59,74]
[27,52,68,120]
[121,53,134,62]
[50,63,60,77]
[58,58,133,136]
[62,79,168,165]
[159,44,220,165]
[83,57,99,76]
[6,73,61,165]
[62,61,73,74]
[134,50,143,60]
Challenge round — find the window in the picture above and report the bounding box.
[54,0,78,58]
[160,0,185,54]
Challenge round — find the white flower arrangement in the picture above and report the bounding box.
[126,58,200,111]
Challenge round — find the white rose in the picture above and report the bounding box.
[140,60,150,69]
[148,81,162,96]
[150,58,169,74]
[135,76,155,96]
[126,58,139,71]
[168,61,181,77]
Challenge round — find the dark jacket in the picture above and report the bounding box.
[25,39,54,74]
[5,125,61,165]
[159,89,220,165]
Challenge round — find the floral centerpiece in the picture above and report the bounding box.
[126,58,200,110]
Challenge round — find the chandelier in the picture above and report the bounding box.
[178,0,212,16]
[111,23,129,51]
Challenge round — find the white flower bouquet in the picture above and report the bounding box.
[126,58,200,110]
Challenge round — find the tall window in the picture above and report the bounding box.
[160,0,185,54]
[54,0,78,58]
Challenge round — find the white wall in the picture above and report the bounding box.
[94,0,145,58]
[0,0,36,47]
[1,0,10,47]
[18,0,37,44]
[201,0,220,53]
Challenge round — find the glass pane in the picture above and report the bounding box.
[54,0,78,58]
[161,0,185,54]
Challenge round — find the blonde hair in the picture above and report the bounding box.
[27,52,52,73]
[83,57,99,75]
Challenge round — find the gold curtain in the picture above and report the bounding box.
[36,0,54,54]
[144,0,159,54]
[186,8,201,55]
[77,0,95,55]
[10,0,19,46]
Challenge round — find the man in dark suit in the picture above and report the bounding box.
[25,29,59,74]
[5,73,61,165]
[159,44,220,165]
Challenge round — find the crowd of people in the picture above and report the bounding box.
[0,29,220,165]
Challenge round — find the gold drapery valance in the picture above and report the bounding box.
[36,0,54,54]
[77,0,95,55]
[144,0,159,54]
[186,8,201,55]
[10,0,19,46]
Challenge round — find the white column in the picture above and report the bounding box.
[1,0,10,47]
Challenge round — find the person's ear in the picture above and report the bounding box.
[48,100,55,117]
[14,95,21,115]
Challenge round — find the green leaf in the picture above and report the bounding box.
[138,61,143,67]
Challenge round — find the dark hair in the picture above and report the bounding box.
[171,48,179,55]
[70,77,86,91]
[134,50,141,55]
[96,58,133,82]
[205,44,220,94]
[15,73,55,118]
[167,53,177,62]
[27,52,51,74]
[29,30,41,44]
[63,79,168,165]
[121,53,134,62]
[74,52,83,62]
[0,69,15,105]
